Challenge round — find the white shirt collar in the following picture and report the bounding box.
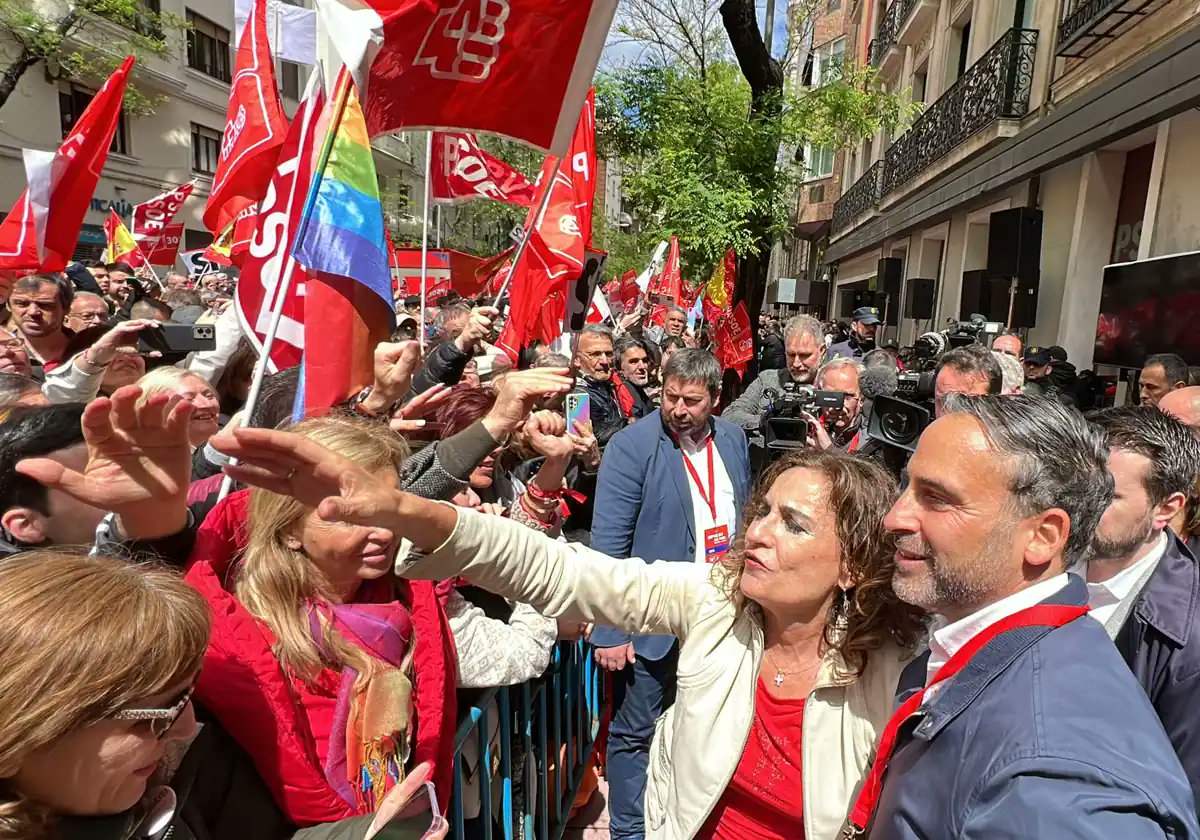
[1087,532,1168,609]
[925,574,1071,689]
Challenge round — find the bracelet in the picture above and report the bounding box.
[79,350,110,373]
[526,482,564,502]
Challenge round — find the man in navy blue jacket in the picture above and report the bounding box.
[590,348,750,840]
[1087,406,1200,810]
[869,395,1197,838]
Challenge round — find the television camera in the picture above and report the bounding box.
[759,382,846,450]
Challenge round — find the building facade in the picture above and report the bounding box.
[825,0,1200,369]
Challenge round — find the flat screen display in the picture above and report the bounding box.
[1094,250,1200,368]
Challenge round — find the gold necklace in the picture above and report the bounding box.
[765,650,789,687]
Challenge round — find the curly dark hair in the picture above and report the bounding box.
[715,448,924,675]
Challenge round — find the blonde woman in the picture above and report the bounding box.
[0,550,445,840]
[216,419,927,840]
[183,416,459,826]
[137,366,221,448]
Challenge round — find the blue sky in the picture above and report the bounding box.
[600,0,792,70]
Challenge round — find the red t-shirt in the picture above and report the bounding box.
[698,678,806,840]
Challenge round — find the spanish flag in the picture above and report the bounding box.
[102,209,146,266]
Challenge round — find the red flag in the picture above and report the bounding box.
[431,132,537,206]
[144,223,184,266]
[228,205,260,267]
[132,182,194,243]
[716,301,754,378]
[648,235,682,326]
[618,269,640,309]
[496,90,595,360]
[0,57,134,271]
[326,0,615,155]
[235,68,325,375]
[203,0,287,234]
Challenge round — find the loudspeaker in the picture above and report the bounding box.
[959,270,991,320]
[905,277,935,319]
[987,207,1042,280]
[877,258,903,326]
[793,280,829,306]
[986,275,1040,328]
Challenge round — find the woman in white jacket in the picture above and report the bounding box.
[216,419,926,840]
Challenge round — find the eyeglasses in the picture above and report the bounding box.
[72,312,108,324]
[111,684,195,739]
[0,337,23,351]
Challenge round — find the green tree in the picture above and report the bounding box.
[0,0,187,114]
[598,0,913,332]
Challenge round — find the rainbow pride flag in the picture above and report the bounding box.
[290,69,395,418]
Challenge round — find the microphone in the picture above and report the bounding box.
[861,365,898,401]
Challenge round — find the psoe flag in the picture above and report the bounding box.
[318,0,616,155]
[290,68,394,418]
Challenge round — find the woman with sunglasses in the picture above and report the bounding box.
[0,550,447,840]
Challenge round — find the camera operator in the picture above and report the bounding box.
[724,314,824,433]
[933,345,1002,415]
[804,358,865,452]
[828,307,880,360]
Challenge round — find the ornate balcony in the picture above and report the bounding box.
[1056,0,1167,59]
[868,0,911,75]
[831,161,883,234]
[880,28,1037,199]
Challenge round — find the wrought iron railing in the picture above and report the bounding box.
[880,28,1037,198]
[449,640,604,839]
[831,161,883,234]
[868,0,919,66]
[1056,0,1162,58]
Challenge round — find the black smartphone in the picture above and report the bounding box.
[138,323,216,355]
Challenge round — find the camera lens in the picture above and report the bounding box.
[882,408,920,446]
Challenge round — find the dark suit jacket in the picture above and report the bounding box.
[589,410,751,659]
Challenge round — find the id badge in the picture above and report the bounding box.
[704,525,730,562]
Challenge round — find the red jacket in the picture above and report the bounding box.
[184,491,457,826]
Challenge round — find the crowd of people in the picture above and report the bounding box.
[4,259,1200,840]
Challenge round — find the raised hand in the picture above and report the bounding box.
[212,426,407,530]
[390,383,452,432]
[526,410,574,461]
[15,386,194,539]
[363,340,423,416]
[454,306,499,353]
[83,319,160,367]
[482,368,573,440]
[571,419,600,469]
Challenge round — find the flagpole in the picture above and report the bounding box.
[419,131,433,346]
[436,205,442,250]
[216,253,301,501]
[492,156,563,306]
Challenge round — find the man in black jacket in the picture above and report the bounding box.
[573,324,628,447]
[614,335,654,419]
[1088,405,1200,808]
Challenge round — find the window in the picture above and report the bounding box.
[804,38,846,87]
[187,11,231,82]
[280,60,302,100]
[827,0,842,10]
[60,86,128,155]
[803,145,836,180]
[191,123,222,175]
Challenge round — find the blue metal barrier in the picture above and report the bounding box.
[449,640,604,839]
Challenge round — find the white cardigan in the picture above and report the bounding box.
[407,508,912,840]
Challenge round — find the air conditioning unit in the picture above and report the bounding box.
[808,184,826,203]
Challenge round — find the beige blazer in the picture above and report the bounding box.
[408,508,913,840]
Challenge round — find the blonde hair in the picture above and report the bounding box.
[0,551,209,840]
[237,416,409,684]
[136,365,208,401]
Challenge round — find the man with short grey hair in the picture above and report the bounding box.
[591,347,750,840]
[663,305,688,340]
[867,395,1197,838]
[573,324,629,447]
[724,314,826,436]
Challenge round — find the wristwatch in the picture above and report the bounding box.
[351,386,400,419]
